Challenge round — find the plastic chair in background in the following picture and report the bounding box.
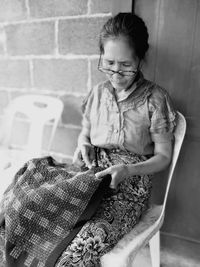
[0,94,64,183]
[101,111,187,267]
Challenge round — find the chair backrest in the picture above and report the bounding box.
[162,111,186,214]
[3,95,64,157]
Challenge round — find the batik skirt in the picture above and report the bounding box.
[55,148,152,267]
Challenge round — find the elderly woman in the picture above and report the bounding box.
[56,12,176,267]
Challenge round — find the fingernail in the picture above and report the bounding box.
[95,174,101,180]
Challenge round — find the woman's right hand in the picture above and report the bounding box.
[73,144,95,169]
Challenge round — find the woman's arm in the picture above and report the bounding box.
[95,141,172,189]
[127,141,172,176]
[73,88,95,168]
[73,128,95,169]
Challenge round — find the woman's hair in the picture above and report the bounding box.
[99,13,149,60]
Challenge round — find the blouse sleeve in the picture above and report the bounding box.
[148,87,177,143]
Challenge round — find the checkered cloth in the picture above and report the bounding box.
[0,157,110,267]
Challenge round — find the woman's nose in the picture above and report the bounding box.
[111,63,123,78]
[112,63,120,72]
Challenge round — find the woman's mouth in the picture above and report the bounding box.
[111,79,125,87]
[111,76,124,83]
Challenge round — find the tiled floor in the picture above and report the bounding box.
[133,246,200,267]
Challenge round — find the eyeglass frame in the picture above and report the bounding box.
[97,54,140,77]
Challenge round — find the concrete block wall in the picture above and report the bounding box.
[0,0,112,162]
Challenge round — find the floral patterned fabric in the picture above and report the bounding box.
[0,148,152,267]
[0,228,5,266]
[55,148,152,267]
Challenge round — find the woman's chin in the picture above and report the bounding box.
[111,81,126,91]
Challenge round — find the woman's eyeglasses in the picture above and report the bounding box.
[98,67,138,76]
[97,55,139,77]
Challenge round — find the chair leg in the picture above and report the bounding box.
[149,231,160,267]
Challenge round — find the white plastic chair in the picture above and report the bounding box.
[101,111,187,267]
[0,94,63,176]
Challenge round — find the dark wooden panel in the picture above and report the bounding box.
[163,138,200,240]
[134,0,200,252]
[135,0,160,80]
[155,0,197,115]
[187,1,200,117]
[185,117,200,141]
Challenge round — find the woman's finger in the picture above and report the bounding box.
[96,169,118,189]
[82,149,92,169]
[109,173,117,189]
[72,149,84,166]
[95,168,111,179]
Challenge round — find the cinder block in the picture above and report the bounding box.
[0,90,9,115]
[29,0,87,18]
[50,125,81,156]
[90,0,113,14]
[59,17,108,55]
[6,21,55,55]
[91,58,106,88]
[33,59,88,93]
[61,94,84,126]
[0,60,30,88]
[0,44,4,55]
[0,28,6,55]
[0,0,27,22]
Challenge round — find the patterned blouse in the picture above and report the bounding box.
[78,72,176,155]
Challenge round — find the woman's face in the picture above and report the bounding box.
[102,37,140,91]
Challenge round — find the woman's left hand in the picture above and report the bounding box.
[95,164,129,189]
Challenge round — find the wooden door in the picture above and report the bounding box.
[134,0,200,258]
